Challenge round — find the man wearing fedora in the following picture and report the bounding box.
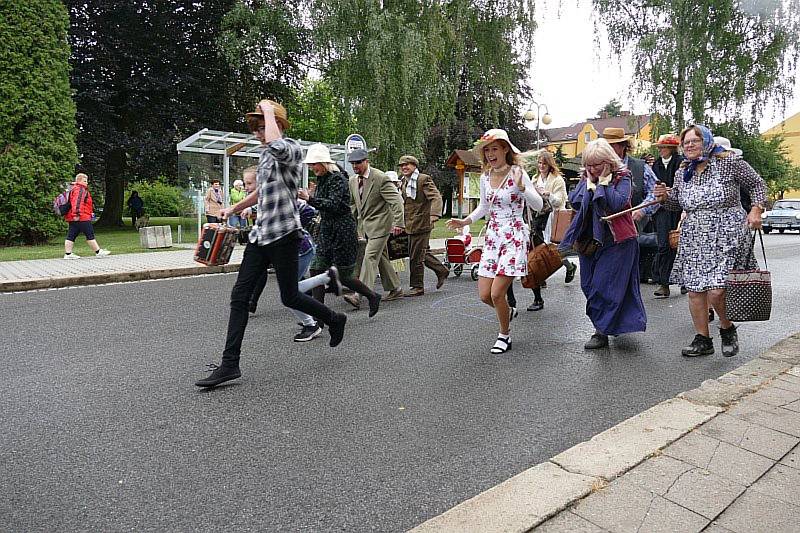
[346,149,405,306]
[601,127,659,230]
[651,134,685,298]
[398,155,449,296]
[195,99,348,388]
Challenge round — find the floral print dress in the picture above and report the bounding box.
[468,165,542,278]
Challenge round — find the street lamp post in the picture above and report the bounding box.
[523,101,552,150]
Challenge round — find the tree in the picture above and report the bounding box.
[290,78,356,145]
[554,145,568,167]
[68,1,241,227]
[0,0,77,244]
[598,98,623,117]
[593,0,800,128]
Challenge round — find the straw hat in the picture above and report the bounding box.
[303,143,335,164]
[246,99,290,130]
[653,133,681,148]
[473,129,521,155]
[713,136,743,156]
[601,127,634,149]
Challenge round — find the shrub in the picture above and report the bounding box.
[125,181,192,217]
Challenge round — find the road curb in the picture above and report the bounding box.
[409,331,800,533]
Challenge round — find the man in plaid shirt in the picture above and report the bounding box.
[196,99,348,388]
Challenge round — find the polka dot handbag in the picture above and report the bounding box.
[725,230,771,322]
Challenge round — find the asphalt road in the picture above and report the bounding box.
[3,233,800,532]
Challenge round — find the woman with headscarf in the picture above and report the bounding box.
[654,125,767,358]
[560,139,646,349]
[447,129,543,354]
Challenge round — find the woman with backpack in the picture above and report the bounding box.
[63,173,111,259]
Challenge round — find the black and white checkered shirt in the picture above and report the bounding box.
[249,138,303,246]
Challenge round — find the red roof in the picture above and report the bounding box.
[542,114,651,143]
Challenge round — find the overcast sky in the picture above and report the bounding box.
[528,0,800,133]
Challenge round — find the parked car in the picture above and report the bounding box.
[762,199,800,233]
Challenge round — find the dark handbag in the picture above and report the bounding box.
[387,232,410,260]
[539,196,553,215]
[550,209,575,244]
[522,243,563,289]
[725,230,771,322]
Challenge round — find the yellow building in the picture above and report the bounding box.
[763,112,800,199]
[541,113,653,158]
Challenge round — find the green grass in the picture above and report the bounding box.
[0,217,200,261]
[0,215,483,261]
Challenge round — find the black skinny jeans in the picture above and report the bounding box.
[222,233,336,366]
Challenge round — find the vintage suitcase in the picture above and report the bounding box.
[194,223,238,266]
[387,232,410,260]
[550,209,575,244]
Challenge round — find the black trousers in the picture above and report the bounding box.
[652,208,680,286]
[222,234,336,366]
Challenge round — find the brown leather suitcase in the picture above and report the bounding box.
[194,223,238,266]
[550,209,575,244]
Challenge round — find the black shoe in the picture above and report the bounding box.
[565,262,577,283]
[294,324,322,342]
[584,333,608,349]
[195,364,241,388]
[367,293,380,317]
[680,286,689,295]
[327,266,343,296]
[708,308,715,322]
[328,313,347,347]
[248,301,257,314]
[720,325,739,357]
[681,334,715,357]
[527,299,544,312]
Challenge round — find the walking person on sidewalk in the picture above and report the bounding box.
[650,134,684,298]
[204,179,224,223]
[127,190,144,229]
[654,125,767,358]
[559,139,647,350]
[63,173,110,259]
[195,99,347,388]
[298,144,381,316]
[447,129,543,354]
[345,149,405,307]
[397,155,449,296]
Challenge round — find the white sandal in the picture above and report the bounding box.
[491,336,511,354]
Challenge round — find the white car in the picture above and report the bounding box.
[762,199,800,233]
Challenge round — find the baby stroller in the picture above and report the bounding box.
[442,226,484,281]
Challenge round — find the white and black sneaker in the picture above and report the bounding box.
[327,266,343,296]
[294,324,322,342]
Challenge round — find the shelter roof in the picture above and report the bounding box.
[446,149,482,169]
[176,128,348,160]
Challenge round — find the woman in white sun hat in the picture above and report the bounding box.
[448,129,543,354]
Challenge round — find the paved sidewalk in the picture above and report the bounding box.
[0,238,467,292]
[412,333,800,533]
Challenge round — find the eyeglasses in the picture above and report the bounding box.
[682,139,702,147]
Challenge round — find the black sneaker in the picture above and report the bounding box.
[681,334,714,357]
[248,301,257,314]
[527,299,544,312]
[195,364,241,388]
[720,325,739,357]
[565,262,577,283]
[328,313,347,347]
[327,266,343,296]
[584,333,608,349]
[367,293,380,318]
[294,324,323,342]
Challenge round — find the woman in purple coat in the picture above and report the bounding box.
[560,139,647,349]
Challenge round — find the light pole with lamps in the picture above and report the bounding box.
[523,101,552,150]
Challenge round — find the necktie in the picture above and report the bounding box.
[358,175,365,199]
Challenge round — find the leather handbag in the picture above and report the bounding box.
[387,232,410,260]
[522,243,563,289]
[550,209,575,244]
[725,230,771,322]
[668,220,681,250]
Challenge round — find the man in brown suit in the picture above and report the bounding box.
[398,155,449,296]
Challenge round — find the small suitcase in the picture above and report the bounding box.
[194,223,238,266]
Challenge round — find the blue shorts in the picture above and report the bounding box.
[66,221,95,241]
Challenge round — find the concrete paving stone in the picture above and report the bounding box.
[663,431,719,468]
[662,467,746,520]
[715,486,800,533]
[571,478,709,533]
[788,366,800,378]
[771,376,800,394]
[727,399,800,437]
[702,524,735,533]
[749,463,800,507]
[678,379,756,408]
[697,414,799,461]
[748,384,800,407]
[551,398,722,480]
[665,432,774,486]
[780,445,799,469]
[531,511,608,532]
[777,373,800,385]
[622,455,695,495]
[761,336,800,365]
[409,462,597,533]
[716,358,792,389]
[783,400,800,413]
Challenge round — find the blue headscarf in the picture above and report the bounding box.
[683,124,725,182]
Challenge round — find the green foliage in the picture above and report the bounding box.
[0,1,77,245]
[290,78,356,144]
[554,145,568,167]
[125,180,192,217]
[594,0,800,128]
[598,98,623,117]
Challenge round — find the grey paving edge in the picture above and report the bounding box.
[408,331,800,533]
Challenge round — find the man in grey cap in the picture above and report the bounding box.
[346,149,405,306]
[398,155,449,296]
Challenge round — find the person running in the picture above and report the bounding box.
[298,144,381,316]
[63,173,110,259]
[195,99,347,388]
[447,129,543,354]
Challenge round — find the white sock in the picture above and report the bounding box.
[498,332,510,340]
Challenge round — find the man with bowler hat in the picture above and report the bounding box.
[345,149,405,307]
[397,155,449,296]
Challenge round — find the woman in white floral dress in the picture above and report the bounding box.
[448,129,543,354]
